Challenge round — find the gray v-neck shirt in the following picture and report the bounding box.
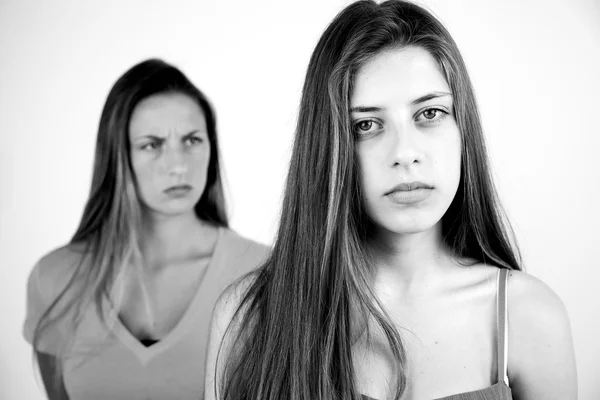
[23,228,269,399]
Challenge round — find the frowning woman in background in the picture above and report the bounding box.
[23,59,268,400]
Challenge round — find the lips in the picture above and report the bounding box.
[385,181,433,195]
[164,184,192,194]
[385,181,433,205]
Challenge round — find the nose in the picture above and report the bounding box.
[388,121,422,168]
[162,146,188,176]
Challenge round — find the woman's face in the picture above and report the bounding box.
[351,46,461,236]
[129,92,210,217]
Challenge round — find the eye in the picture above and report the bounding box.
[422,109,438,119]
[415,108,448,124]
[353,119,383,136]
[140,141,160,151]
[186,136,205,145]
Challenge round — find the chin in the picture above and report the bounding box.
[147,198,200,217]
[365,195,453,236]
[161,206,197,217]
[371,210,444,237]
[378,221,438,236]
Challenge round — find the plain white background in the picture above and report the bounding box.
[1,0,599,398]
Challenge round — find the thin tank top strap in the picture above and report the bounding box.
[496,268,509,386]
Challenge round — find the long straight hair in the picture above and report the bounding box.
[218,1,522,399]
[33,59,228,381]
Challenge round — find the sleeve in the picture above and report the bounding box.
[236,241,270,276]
[22,262,70,355]
[217,232,271,288]
[23,263,45,345]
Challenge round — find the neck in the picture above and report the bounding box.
[141,209,213,268]
[368,223,453,298]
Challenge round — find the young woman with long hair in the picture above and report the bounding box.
[23,59,269,400]
[204,1,577,399]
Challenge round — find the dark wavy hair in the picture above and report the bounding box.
[217,1,522,398]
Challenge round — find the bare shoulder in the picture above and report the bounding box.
[505,270,577,398]
[456,264,569,317]
[505,269,570,330]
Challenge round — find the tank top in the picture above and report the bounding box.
[363,268,513,400]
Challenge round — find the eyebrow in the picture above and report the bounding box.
[350,91,453,113]
[350,106,384,113]
[410,91,452,105]
[182,130,204,139]
[133,129,204,141]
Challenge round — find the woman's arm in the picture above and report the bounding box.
[204,278,252,400]
[507,271,577,399]
[37,351,70,400]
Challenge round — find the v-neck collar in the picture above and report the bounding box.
[103,226,225,365]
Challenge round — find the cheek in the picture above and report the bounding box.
[187,147,211,180]
[432,133,462,191]
[357,148,383,205]
[130,154,162,196]
[194,149,210,166]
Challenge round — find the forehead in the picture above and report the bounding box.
[351,46,450,106]
[129,92,207,138]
